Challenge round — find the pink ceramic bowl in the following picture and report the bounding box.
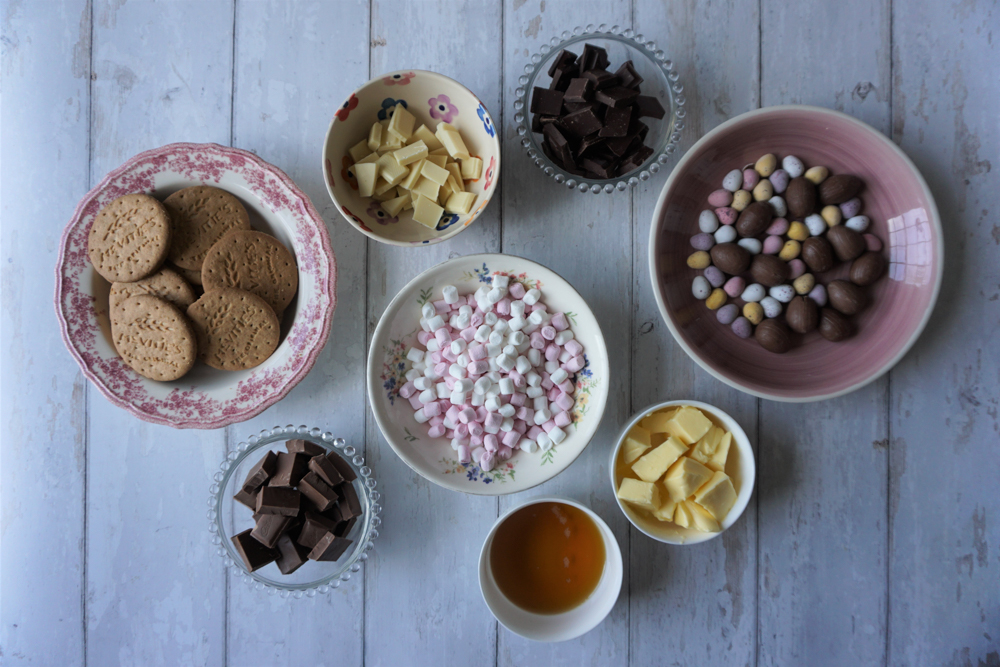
[649,106,942,401]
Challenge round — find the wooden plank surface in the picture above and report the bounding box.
[0,0,90,664]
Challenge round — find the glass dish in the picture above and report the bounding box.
[514,25,686,194]
[209,425,381,597]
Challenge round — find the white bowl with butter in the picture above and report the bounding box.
[609,400,755,545]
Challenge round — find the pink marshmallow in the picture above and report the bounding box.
[541,325,557,341]
[455,423,470,438]
[428,424,446,438]
[501,430,521,448]
[469,421,484,437]
[470,312,484,328]
[468,359,490,375]
[497,444,513,461]
[480,451,496,471]
[429,416,444,426]
[484,413,503,429]
[542,420,557,433]
[563,355,585,372]
[433,300,449,314]
[530,332,546,349]
[550,312,569,331]
[496,298,511,316]
[399,381,416,399]
[458,407,476,423]
[516,406,535,422]
[445,429,456,439]
[547,386,561,402]
[554,411,572,427]
[509,393,526,407]
[446,405,461,422]
[460,327,476,342]
[408,395,424,410]
[457,443,471,463]
[545,344,561,361]
[434,328,451,344]
[468,344,487,361]
[417,331,432,345]
[424,402,442,417]
[442,349,458,362]
[541,376,554,390]
[564,339,583,356]
[528,425,545,440]
[509,282,526,299]
[513,419,528,434]
[475,406,488,422]
[433,361,448,377]
[430,352,443,363]
[484,433,499,452]
[509,370,525,388]
[554,392,574,411]
[444,376,457,390]
[470,432,484,446]
[558,379,574,394]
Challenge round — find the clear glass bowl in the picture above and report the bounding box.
[513,25,686,194]
[209,425,381,598]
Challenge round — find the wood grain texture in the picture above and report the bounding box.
[629,1,761,665]
[224,2,370,664]
[363,1,503,665]
[497,2,633,665]
[0,0,90,664]
[84,1,233,664]
[757,1,891,665]
[888,1,1000,665]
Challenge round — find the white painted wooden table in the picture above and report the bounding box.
[3,1,998,665]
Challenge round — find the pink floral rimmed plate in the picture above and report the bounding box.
[55,143,337,429]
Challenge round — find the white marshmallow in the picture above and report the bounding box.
[537,432,552,451]
[523,288,541,305]
[498,378,515,395]
[533,396,548,411]
[418,389,435,404]
[450,339,467,354]
[421,303,436,319]
[485,396,501,412]
[515,356,532,374]
[549,426,567,444]
[487,288,503,304]
[527,348,543,367]
[496,354,515,372]
[474,325,491,343]
[414,409,430,424]
[427,315,446,331]
[500,417,514,432]
[448,363,467,379]
[406,347,425,363]
[442,285,459,304]
[436,382,450,399]
[534,408,552,424]
[455,352,470,367]
[474,377,492,395]
[526,371,541,387]
[526,386,544,398]
[449,391,467,405]
[550,368,568,384]
[405,369,422,382]
[508,317,526,332]
[554,330,574,345]
[499,403,516,418]
[484,312,498,326]
[414,377,431,391]
[426,338,441,352]
[491,275,509,290]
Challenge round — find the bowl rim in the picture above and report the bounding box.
[321,69,501,247]
[647,104,944,402]
[608,399,756,545]
[365,252,610,496]
[53,141,338,429]
[513,26,686,193]
[477,495,623,642]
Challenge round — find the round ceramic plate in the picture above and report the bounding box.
[367,254,610,495]
[55,143,337,429]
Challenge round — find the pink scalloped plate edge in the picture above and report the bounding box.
[54,142,337,429]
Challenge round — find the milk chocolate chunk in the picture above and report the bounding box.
[338,482,363,520]
[559,107,603,137]
[563,77,593,104]
[599,105,632,138]
[241,450,278,493]
[326,451,358,482]
[299,471,341,513]
[308,533,353,562]
[308,454,344,487]
[250,513,293,549]
[634,95,665,119]
[256,486,301,516]
[285,438,325,457]
[231,529,279,572]
[530,87,564,116]
[547,48,578,76]
[275,533,311,575]
[595,86,640,108]
[321,502,345,525]
[269,451,310,487]
[296,512,340,549]
[233,486,260,511]
[614,60,643,88]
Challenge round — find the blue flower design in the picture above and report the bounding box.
[477,103,495,137]
[466,465,480,481]
[378,97,408,121]
[483,477,493,484]
[436,213,460,231]
[579,354,592,378]
[473,262,491,283]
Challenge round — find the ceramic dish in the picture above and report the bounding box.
[649,105,942,401]
[610,400,755,545]
[322,70,500,246]
[513,24,685,193]
[210,425,380,597]
[478,496,623,642]
[55,142,337,429]
[366,253,609,495]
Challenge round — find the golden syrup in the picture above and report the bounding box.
[489,501,606,614]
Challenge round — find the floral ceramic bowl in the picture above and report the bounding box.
[366,254,609,495]
[322,70,501,246]
[55,143,337,429]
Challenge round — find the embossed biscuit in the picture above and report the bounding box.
[167,261,203,286]
[164,186,250,271]
[88,194,171,283]
[201,230,298,316]
[186,287,280,371]
[109,267,197,321]
[111,294,197,381]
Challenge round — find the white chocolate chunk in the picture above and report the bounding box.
[383,194,409,217]
[355,151,379,165]
[412,195,443,229]
[444,191,476,215]
[393,140,429,166]
[412,124,443,151]
[376,153,409,186]
[460,157,483,180]
[424,154,448,168]
[349,139,370,162]
[445,162,464,190]
[354,162,378,197]
[437,127,471,160]
[420,160,450,186]
[428,147,450,156]
[387,104,416,141]
[411,176,440,201]
[368,122,383,152]
[399,160,425,191]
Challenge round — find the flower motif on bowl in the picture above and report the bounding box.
[340,155,358,190]
[428,94,458,123]
[378,97,408,121]
[477,103,495,138]
[436,213,460,231]
[484,155,496,190]
[367,201,398,225]
[336,93,358,121]
[383,72,415,86]
[440,458,518,485]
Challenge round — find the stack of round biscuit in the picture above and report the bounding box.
[88,186,298,381]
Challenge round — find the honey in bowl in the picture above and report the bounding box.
[489,502,606,615]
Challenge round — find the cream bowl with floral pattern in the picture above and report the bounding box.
[367,254,609,495]
[322,70,501,246]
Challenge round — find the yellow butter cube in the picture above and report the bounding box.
[387,104,416,141]
[376,153,409,186]
[652,494,677,522]
[349,139,370,163]
[411,124,443,151]
[617,478,660,510]
[382,194,409,217]
[411,176,441,201]
[354,162,378,197]
[668,407,713,445]
[673,501,693,528]
[689,427,732,472]
[631,436,689,483]
[640,408,678,434]
[686,501,721,532]
[420,160,450,186]
[621,426,651,465]
[693,471,738,521]
[663,456,714,503]
[444,191,476,215]
[411,195,443,229]
[368,122,383,152]
[393,140,429,166]
[461,157,483,180]
[436,126,471,160]
[399,160,424,191]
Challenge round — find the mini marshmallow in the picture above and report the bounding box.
[537,432,552,451]
[485,395,501,412]
[427,315,446,331]
[458,407,476,423]
[421,303,436,319]
[550,312,569,331]
[457,443,471,463]
[469,421,484,437]
[544,360,560,374]
[526,386,544,398]
[405,368,422,382]
[548,426,567,444]
[483,433,499,452]
[484,312,498,326]
[419,317,431,332]
[550,368,569,384]
[487,288,503,304]
[528,348,543,367]
[499,378,515,395]
[492,274,509,290]
[527,310,549,326]
[474,376,492,395]
[526,371,542,388]
[499,403,516,418]
[500,417,515,432]
[426,338,441,352]
[399,381,417,399]
[450,391,468,405]
[554,411,572,427]
[429,425,447,439]
[534,408,552,424]
[418,389,436,404]
[515,356,532,374]
[413,409,431,424]
[414,377,431,391]
[468,343,488,361]
[510,300,526,318]
[508,316,526,332]
[436,382,450,399]
[467,359,489,375]
[554,330,574,345]
[406,347,425,363]
[456,352,470,367]
[484,412,503,433]
[453,378,473,393]
[495,298,510,316]
[496,354,515,372]
[554,392,574,411]
[480,451,496,471]
[492,318,509,334]
[470,392,485,407]
[442,285,459,304]
[424,402,442,418]
[522,288,541,305]
[501,430,520,449]
[474,325,491,343]
[449,339,466,355]
[521,439,538,453]
[509,392,526,407]
[448,363,467,379]
[508,331,527,347]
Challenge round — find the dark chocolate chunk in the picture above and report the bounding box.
[582,68,617,90]
[634,95,665,119]
[581,156,616,179]
[543,122,574,166]
[250,513,292,549]
[563,77,593,104]
[285,438,325,457]
[575,132,606,158]
[335,516,358,539]
[325,451,357,483]
[233,486,260,511]
[599,105,632,137]
[269,451,310,487]
[299,471,340,512]
[547,48,578,77]
[275,533,311,575]
[559,107,603,137]
[548,67,574,92]
[618,145,654,174]
[256,486,301,516]
[562,100,599,114]
[322,502,345,525]
[308,533,353,562]
[338,482,363,520]
[296,512,339,549]
[595,86,640,108]
[579,44,609,72]
[614,60,644,88]
[241,450,277,493]
[308,454,344,487]
[231,529,279,572]
[530,87,564,116]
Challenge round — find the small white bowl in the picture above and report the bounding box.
[478,496,623,642]
[609,400,755,545]
[322,70,501,246]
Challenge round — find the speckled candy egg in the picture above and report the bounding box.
[766,217,790,236]
[714,225,737,244]
[762,235,784,254]
[724,276,746,298]
[788,258,807,279]
[769,168,790,193]
[781,155,805,178]
[804,214,827,236]
[793,273,816,295]
[691,233,715,251]
[704,265,726,287]
[760,296,783,318]
[845,215,870,232]
[731,190,752,211]
[708,189,734,208]
[740,283,766,302]
[808,283,828,306]
[722,169,743,192]
[839,197,863,218]
[699,209,720,233]
[692,276,711,299]
[768,196,787,218]
[755,154,777,177]
[743,302,764,325]
[716,207,738,225]
[752,179,773,202]
[738,238,763,255]
[716,303,739,324]
[742,168,760,191]
[731,316,753,339]
[769,284,796,303]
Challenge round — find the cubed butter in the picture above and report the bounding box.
[411,176,441,201]
[617,478,660,510]
[420,160,451,186]
[411,195,443,229]
[686,501,721,532]
[651,494,677,522]
[387,104,416,141]
[399,160,425,191]
[693,471,737,521]
[436,125,471,160]
[631,436,689,483]
[621,426,651,465]
[367,122,383,152]
[639,408,678,434]
[412,124,443,151]
[444,191,476,215]
[668,406,713,445]
[354,162,378,197]
[349,139,371,162]
[663,456,714,503]
[382,194,409,217]
[376,153,409,186]
[673,501,693,528]
[461,157,483,180]
[689,427,732,472]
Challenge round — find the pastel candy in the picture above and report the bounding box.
[782,155,805,178]
[703,265,726,288]
[768,196,787,218]
[708,189,734,207]
[731,316,752,338]
[699,210,720,233]
[808,283,828,307]
[723,276,746,298]
[769,168,789,193]
[714,225,737,244]
[722,169,743,192]
[839,197,862,218]
[769,284,795,303]
[788,259,807,279]
[845,215,870,232]
[738,238,762,255]
[766,217,790,235]
[716,303,739,324]
[715,207,738,225]
[741,168,760,190]
[691,233,715,251]
[760,296,783,318]
[692,276,712,299]
[741,283,766,302]
[763,235,784,255]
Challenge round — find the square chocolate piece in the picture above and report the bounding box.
[530,87,564,116]
[299,471,341,513]
[542,123,574,167]
[335,516,358,538]
[547,48,578,76]
[325,451,357,483]
[269,451,309,487]
[308,454,344,487]
[614,60,644,89]
[559,107,603,138]
[548,67,574,92]
[275,533,311,575]
[338,482,363,520]
[231,529,279,572]
[582,69,617,90]
[634,95,666,119]
[256,486,301,516]
[241,450,277,493]
[563,78,592,105]
[599,105,632,137]
[251,513,292,549]
[322,503,345,525]
[579,44,609,72]
[596,86,640,108]
[308,533,353,562]
[296,512,339,549]
[233,486,260,511]
[285,438,325,457]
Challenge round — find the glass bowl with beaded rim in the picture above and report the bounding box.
[209,425,381,598]
[514,24,686,194]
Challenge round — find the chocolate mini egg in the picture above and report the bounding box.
[818,174,863,205]
[849,252,885,286]
[755,318,792,353]
[827,225,866,262]
[710,243,751,275]
[801,236,835,273]
[785,296,819,334]
[785,176,817,218]
[827,279,867,315]
[749,254,790,287]
[819,307,854,342]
